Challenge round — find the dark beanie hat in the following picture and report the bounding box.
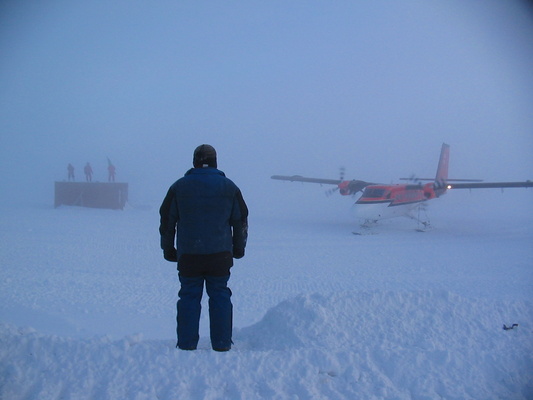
[193,144,217,168]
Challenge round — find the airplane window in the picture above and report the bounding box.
[362,188,385,198]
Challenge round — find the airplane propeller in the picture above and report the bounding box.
[405,174,422,185]
[326,167,345,196]
[326,187,338,196]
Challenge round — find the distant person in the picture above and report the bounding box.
[159,144,248,352]
[108,162,116,182]
[84,162,93,182]
[67,163,75,181]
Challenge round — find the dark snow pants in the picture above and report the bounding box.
[177,274,232,351]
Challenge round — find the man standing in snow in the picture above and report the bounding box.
[107,161,116,182]
[159,144,248,351]
[84,162,93,182]
[67,163,75,181]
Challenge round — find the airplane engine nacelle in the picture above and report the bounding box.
[338,180,371,196]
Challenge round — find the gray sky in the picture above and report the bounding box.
[1,0,532,211]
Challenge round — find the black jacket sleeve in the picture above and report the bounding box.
[159,187,178,251]
[231,188,248,254]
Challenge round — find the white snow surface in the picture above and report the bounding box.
[1,192,532,399]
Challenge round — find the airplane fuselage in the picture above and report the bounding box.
[351,182,439,221]
[355,182,439,205]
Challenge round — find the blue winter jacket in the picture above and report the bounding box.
[159,167,248,270]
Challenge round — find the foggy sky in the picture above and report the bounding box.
[1,0,532,212]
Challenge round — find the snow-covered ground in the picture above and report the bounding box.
[1,189,532,399]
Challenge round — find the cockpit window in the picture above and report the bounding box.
[362,188,386,198]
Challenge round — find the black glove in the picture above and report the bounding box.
[163,248,177,262]
[233,248,245,259]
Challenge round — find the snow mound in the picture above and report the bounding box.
[234,290,533,399]
[237,290,532,350]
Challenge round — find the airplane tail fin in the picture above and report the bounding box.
[401,144,482,185]
[435,143,450,184]
[433,143,450,195]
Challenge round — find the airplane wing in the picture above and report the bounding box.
[271,175,342,185]
[446,181,533,189]
[400,178,483,182]
[271,174,375,196]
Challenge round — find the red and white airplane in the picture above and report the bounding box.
[272,143,532,227]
